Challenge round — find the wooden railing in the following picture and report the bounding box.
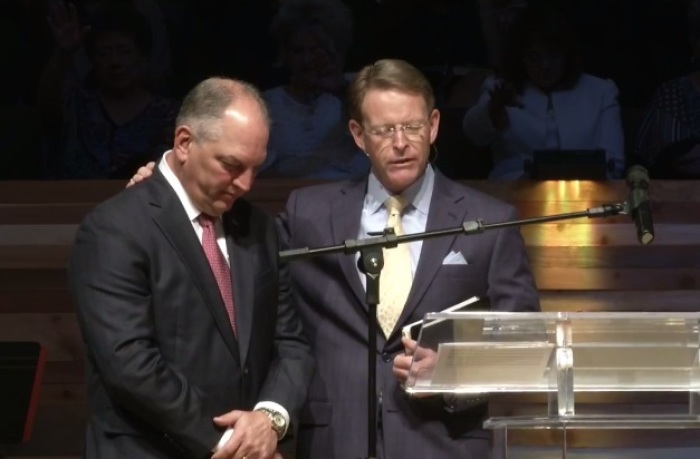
[2,179,700,457]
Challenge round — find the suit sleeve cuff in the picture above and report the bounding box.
[254,401,290,439]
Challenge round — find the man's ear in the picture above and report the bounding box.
[348,119,366,152]
[173,125,194,162]
[428,108,440,145]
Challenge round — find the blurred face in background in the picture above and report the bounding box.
[284,25,341,92]
[92,31,145,93]
[523,41,565,91]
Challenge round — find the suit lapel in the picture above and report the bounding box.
[391,172,469,337]
[223,208,254,365]
[330,180,367,309]
[148,173,241,362]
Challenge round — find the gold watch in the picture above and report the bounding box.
[256,407,286,440]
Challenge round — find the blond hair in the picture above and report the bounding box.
[347,59,435,123]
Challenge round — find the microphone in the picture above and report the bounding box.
[626,165,654,245]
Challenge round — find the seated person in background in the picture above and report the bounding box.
[259,0,369,180]
[37,2,178,179]
[72,0,173,91]
[478,0,531,69]
[462,5,625,179]
[633,1,700,179]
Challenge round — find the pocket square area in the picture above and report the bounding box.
[442,251,469,265]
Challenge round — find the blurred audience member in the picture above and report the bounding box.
[259,0,369,180]
[38,2,178,179]
[478,0,529,69]
[462,6,624,179]
[633,1,700,179]
[75,0,172,91]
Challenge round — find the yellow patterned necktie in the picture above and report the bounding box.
[377,195,413,337]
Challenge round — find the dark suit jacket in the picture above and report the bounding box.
[278,170,539,459]
[69,171,314,459]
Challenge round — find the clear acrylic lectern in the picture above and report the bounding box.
[404,311,700,458]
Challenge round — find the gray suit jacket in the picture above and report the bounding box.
[69,171,314,459]
[278,170,539,459]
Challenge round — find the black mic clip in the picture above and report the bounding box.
[587,202,627,218]
[626,165,655,245]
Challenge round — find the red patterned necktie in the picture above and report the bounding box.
[198,213,237,335]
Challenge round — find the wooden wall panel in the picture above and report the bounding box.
[532,268,700,290]
[0,291,73,314]
[0,314,83,362]
[0,269,66,290]
[2,179,700,455]
[539,290,700,312]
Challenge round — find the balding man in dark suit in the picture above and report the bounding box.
[70,77,314,459]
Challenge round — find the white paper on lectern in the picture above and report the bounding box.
[429,342,553,389]
[401,296,483,340]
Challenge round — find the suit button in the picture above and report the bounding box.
[382,352,392,363]
[243,367,249,375]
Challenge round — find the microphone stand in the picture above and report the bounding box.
[279,201,628,459]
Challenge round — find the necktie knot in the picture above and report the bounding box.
[197,213,216,228]
[385,195,407,217]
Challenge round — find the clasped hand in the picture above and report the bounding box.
[392,337,439,398]
[211,410,280,459]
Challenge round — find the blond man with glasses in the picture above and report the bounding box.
[281,59,540,459]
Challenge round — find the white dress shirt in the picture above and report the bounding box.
[158,151,290,449]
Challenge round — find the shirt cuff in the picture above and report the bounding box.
[254,401,290,439]
[213,428,234,452]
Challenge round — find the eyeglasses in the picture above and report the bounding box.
[365,122,428,139]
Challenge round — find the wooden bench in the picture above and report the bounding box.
[2,179,700,457]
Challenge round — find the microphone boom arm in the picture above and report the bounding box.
[279,202,627,262]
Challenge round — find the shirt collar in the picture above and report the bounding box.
[365,164,434,216]
[158,150,206,223]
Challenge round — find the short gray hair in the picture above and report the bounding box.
[176,77,269,140]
